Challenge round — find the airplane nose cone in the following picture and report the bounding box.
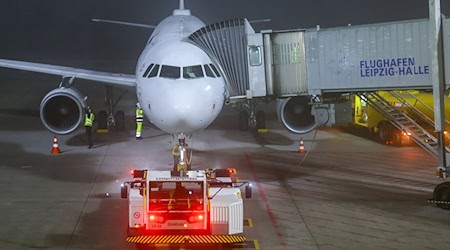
[168,93,215,130]
[144,81,223,134]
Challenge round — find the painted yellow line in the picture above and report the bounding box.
[247,218,253,227]
[253,240,260,250]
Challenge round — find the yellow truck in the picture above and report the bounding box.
[352,90,450,146]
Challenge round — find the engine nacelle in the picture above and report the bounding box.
[277,96,318,134]
[40,87,85,135]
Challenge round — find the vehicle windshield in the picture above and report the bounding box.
[148,181,204,211]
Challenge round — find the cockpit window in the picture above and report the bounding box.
[160,65,181,79]
[183,65,204,79]
[204,64,216,78]
[209,64,221,77]
[142,63,154,78]
[148,64,160,78]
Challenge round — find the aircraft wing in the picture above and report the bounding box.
[0,59,136,88]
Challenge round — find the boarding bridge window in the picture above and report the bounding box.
[249,46,262,66]
[160,65,181,79]
[204,64,216,78]
[209,64,221,77]
[183,65,204,79]
[142,63,155,78]
[148,64,160,78]
[290,44,301,64]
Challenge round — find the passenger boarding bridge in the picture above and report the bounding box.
[187,6,450,204]
[188,18,450,97]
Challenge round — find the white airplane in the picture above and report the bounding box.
[0,0,316,149]
[0,0,225,138]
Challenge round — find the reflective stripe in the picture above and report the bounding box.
[136,108,144,123]
[126,235,246,244]
[136,121,142,137]
[84,113,94,127]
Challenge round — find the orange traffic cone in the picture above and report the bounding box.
[51,135,61,154]
[298,138,305,153]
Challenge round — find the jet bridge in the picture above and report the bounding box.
[188,13,450,185]
[188,18,450,100]
[187,17,450,134]
[188,19,266,99]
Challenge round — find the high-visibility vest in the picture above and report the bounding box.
[84,113,95,127]
[136,108,143,122]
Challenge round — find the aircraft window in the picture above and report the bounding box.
[142,63,154,78]
[183,65,204,79]
[160,65,181,79]
[204,64,216,78]
[209,64,221,77]
[249,46,262,66]
[148,64,160,78]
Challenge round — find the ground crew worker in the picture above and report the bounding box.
[84,107,95,148]
[136,102,143,139]
[168,182,190,209]
[172,139,192,171]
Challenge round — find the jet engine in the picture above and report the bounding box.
[40,87,85,135]
[277,96,318,134]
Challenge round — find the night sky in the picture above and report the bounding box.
[0,0,449,73]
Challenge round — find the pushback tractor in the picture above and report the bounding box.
[121,169,252,248]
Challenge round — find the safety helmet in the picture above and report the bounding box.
[136,102,141,109]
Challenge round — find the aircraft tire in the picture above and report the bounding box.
[239,111,249,131]
[433,182,450,210]
[115,110,125,131]
[98,111,108,130]
[256,110,266,129]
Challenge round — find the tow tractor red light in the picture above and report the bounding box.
[130,170,135,175]
[188,214,205,223]
[149,214,165,223]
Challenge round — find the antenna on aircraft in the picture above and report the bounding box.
[179,0,185,10]
[174,0,190,15]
